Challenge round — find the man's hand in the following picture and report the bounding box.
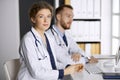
[88,56,98,63]
[71,53,81,62]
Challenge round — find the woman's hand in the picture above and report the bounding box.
[64,64,84,75]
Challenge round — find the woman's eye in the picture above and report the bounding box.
[39,16,43,18]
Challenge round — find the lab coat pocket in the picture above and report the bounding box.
[37,56,51,69]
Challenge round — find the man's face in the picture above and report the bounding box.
[59,7,73,30]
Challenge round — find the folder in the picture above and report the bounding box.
[78,43,85,51]
[71,0,82,19]
[87,0,94,18]
[85,43,91,57]
[89,21,95,40]
[65,0,70,5]
[94,0,101,18]
[102,73,120,79]
[91,43,100,55]
[55,0,59,8]
[94,21,101,40]
[81,0,87,18]
[84,21,89,40]
[70,21,80,41]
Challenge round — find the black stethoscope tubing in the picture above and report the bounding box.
[50,27,65,47]
[30,29,47,60]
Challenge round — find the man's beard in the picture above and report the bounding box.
[61,21,70,30]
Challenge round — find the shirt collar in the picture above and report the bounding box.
[53,25,65,37]
[31,27,41,39]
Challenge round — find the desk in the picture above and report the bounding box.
[68,58,119,80]
[71,69,103,80]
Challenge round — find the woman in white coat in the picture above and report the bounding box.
[16,1,83,80]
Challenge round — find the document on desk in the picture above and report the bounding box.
[85,63,102,74]
[94,55,115,59]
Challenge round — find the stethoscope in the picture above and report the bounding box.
[51,26,86,58]
[50,26,67,48]
[30,29,47,60]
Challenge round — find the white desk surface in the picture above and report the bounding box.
[70,58,120,80]
[71,69,103,80]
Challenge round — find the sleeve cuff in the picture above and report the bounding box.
[65,64,71,68]
[58,69,64,79]
[85,57,89,63]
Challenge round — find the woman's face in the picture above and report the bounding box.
[31,9,52,31]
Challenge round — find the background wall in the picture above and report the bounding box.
[0,0,20,80]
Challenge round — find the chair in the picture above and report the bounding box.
[4,59,20,80]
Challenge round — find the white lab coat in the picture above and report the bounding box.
[46,25,88,69]
[17,27,62,80]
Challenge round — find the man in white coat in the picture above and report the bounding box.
[47,4,98,69]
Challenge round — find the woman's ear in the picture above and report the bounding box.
[31,17,36,23]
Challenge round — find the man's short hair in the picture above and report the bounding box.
[55,5,73,16]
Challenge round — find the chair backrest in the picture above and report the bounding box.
[4,59,20,80]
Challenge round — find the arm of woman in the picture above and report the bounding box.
[20,36,62,80]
